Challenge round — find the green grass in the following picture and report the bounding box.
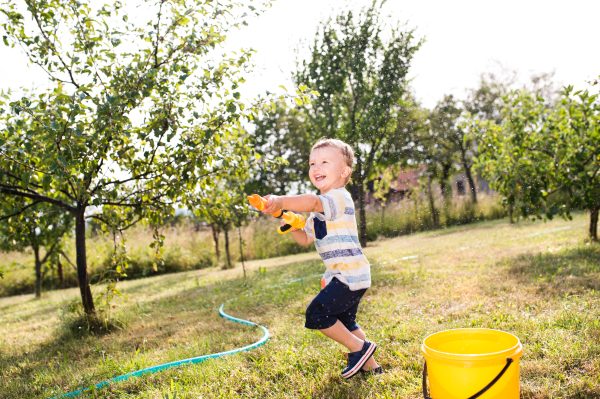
[0,213,598,398]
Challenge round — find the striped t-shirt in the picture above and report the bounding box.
[304,187,371,291]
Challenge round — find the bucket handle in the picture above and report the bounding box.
[422,357,514,399]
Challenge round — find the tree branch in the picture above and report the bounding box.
[101,194,173,208]
[87,213,143,232]
[153,0,166,68]
[0,185,76,213]
[91,170,157,195]
[1,165,77,202]
[40,241,60,265]
[26,0,89,95]
[1,150,58,178]
[0,200,42,221]
[69,2,108,90]
[58,249,77,271]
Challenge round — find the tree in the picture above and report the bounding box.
[0,0,259,316]
[462,72,516,203]
[428,96,462,205]
[246,98,312,196]
[548,87,599,241]
[464,71,515,125]
[474,89,551,223]
[184,125,255,269]
[294,2,422,245]
[405,104,445,227]
[371,163,400,225]
[431,95,480,204]
[475,86,599,240]
[463,70,561,209]
[0,199,71,297]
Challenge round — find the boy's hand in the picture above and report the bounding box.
[263,194,283,214]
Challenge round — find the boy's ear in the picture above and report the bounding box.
[342,166,352,179]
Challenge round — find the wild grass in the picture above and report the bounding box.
[0,217,311,297]
[366,193,506,239]
[0,194,505,297]
[0,213,597,398]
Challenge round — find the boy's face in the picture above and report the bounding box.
[309,146,351,193]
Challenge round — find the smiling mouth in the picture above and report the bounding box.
[315,175,326,182]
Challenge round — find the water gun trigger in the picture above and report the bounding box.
[277,224,293,234]
[277,212,306,234]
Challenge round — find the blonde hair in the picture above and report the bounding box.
[311,138,355,184]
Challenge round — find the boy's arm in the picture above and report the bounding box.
[290,228,314,247]
[263,194,323,214]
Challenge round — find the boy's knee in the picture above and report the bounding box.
[339,317,359,332]
[305,301,336,330]
[337,308,360,332]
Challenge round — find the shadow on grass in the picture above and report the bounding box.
[507,244,600,292]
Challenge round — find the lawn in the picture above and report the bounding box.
[0,213,598,398]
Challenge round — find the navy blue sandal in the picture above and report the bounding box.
[341,341,377,379]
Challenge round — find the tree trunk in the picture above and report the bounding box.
[508,200,515,224]
[223,227,232,269]
[75,207,95,315]
[460,148,478,204]
[238,226,246,279]
[427,175,439,228]
[439,164,452,224]
[352,157,368,247]
[358,184,368,248]
[439,165,451,200]
[590,207,599,242]
[464,164,478,204]
[57,255,64,288]
[33,245,42,299]
[211,224,220,262]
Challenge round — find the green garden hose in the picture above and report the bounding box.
[50,272,323,398]
[50,303,269,398]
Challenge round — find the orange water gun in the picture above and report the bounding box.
[247,194,306,234]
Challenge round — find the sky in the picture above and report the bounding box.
[1,0,599,108]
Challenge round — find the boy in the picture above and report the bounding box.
[261,138,381,379]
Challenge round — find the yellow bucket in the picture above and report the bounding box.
[421,328,523,399]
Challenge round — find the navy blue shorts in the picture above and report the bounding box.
[305,277,367,331]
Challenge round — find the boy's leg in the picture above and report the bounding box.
[351,328,379,370]
[320,320,364,352]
